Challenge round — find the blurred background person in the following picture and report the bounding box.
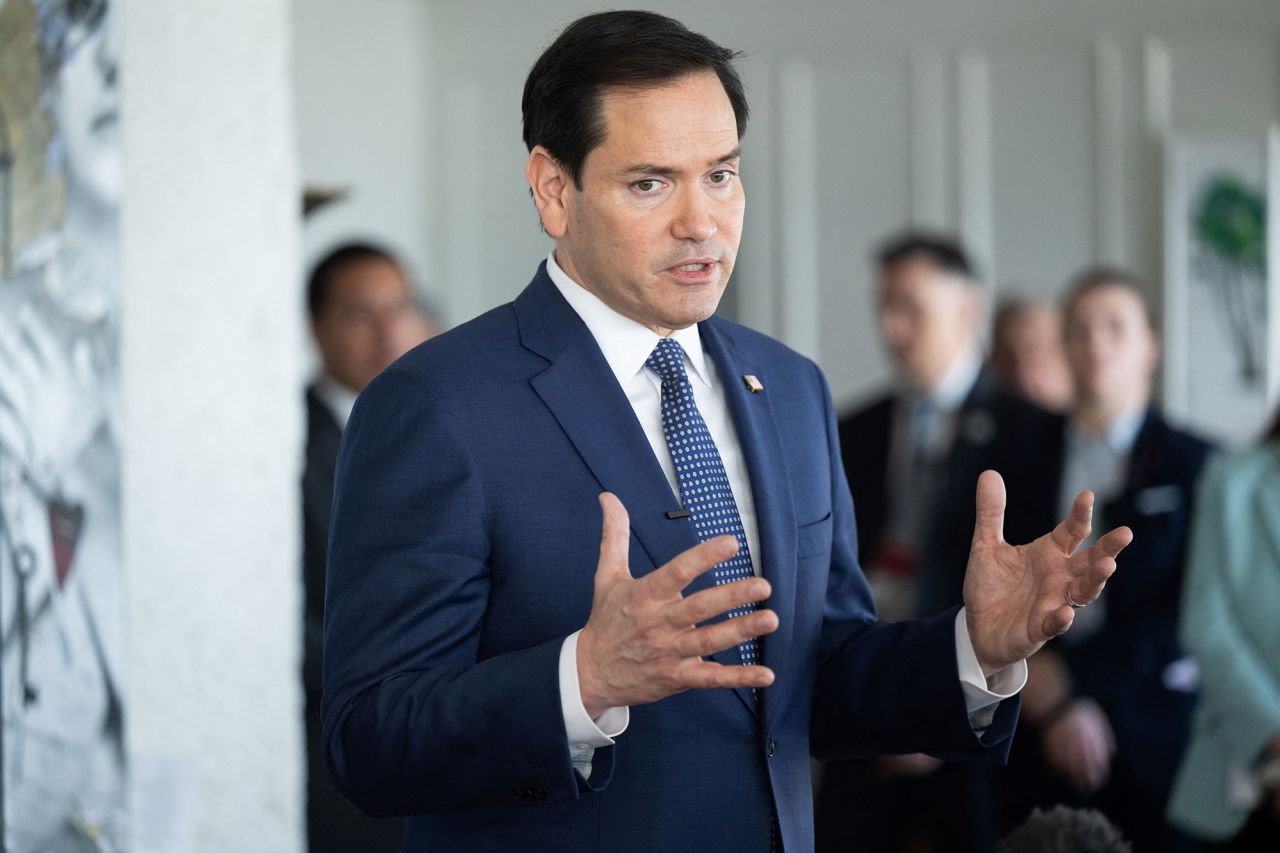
[1011,269,1213,852]
[302,241,439,853]
[817,232,1058,853]
[1168,406,1280,849]
[991,297,1074,413]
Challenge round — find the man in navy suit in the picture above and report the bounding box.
[320,12,1131,852]
[820,234,1061,852]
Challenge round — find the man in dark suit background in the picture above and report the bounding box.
[1010,269,1212,851]
[320,13,1132,852]
[302,243,437,853]
[837,234,1059,623]
[819,235,1060,851]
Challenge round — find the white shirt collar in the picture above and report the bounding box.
[1068,405,1147,454]
[314,373,360,430]
[905,347,982,414]
[546,251,711,388]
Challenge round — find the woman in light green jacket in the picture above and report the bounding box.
[1168,409,1280,847]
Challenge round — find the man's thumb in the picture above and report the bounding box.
[596,492,633,581]
[973,470,1007,545]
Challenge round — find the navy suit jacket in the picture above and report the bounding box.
[837,375,1060,618]
[1004,409,1212,850]
[1049,410,1212,805]
[321,265,1018,852]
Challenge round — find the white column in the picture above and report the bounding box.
[121,1,305,851]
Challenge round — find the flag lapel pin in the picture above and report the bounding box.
[743,374,764,393]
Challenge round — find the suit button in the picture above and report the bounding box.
[765,737,776,757]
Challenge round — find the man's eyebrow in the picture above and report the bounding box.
[621,147,742,177]
[713,147,742,166]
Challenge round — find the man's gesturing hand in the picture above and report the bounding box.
[576,493,778,720]
[963,470,1134,676]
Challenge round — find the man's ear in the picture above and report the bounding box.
[526,146,572,238]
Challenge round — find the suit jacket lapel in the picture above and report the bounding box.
[1120,408,1162,496]
[517,267,700,578]
[701,319,798,724]
[516,270,778,721]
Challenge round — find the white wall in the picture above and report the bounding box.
[120,1,305,851]
[411,0,1280,407]
[293,0,436,304]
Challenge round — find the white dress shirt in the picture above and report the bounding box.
[1058,407,1145,519]
[545,252,1024,779]
[1056,406,1145,641]
[313,374,359,430]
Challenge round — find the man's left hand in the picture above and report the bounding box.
[962,470,1133,677]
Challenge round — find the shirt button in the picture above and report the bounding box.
[574,743,589,751]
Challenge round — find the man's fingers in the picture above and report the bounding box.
[595,492,633,583]
[1043,604,1074,639]
[972,470,1007,545]
[1049,490,1094,555]
[1068,536,1126,605]
[681,661,775,691]
[672,609,778,659]
[647,535,738,599]
[1090,525,1133,561]
[670,577,771,627]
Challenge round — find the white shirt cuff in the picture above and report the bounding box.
[559,631,629,778]
[954,608,1027,730]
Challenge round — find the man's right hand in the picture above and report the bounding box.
[576,492,778,719]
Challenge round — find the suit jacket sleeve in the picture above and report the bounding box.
[320,367,602,817]
[808,364,1018,762]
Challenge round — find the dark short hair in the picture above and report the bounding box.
[306,242,404,320]
[1062,266,1155,331]
[876,231,976,282]
[522,10,749,189]
[999,806,1133,853]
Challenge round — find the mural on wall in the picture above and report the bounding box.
[0,0,126,850]
[1165,132,1280,446]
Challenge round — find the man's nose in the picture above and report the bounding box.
[671,188,717,243]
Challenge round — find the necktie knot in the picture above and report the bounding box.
[645,337,689,387]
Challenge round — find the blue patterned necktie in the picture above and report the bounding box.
[645,337,761,671]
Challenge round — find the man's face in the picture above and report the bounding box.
[1064,284,1158,410]
[544,71,744,335]
[1001,306,1073,411]
[311,258,435,392]
[878,257,979,391]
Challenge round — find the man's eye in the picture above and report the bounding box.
[708,170,735,185]
[633,179,660,193]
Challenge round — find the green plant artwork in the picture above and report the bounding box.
[1193,175,1267,386]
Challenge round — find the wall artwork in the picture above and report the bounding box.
[1164,129,1280,445]
[0,0,126,850]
